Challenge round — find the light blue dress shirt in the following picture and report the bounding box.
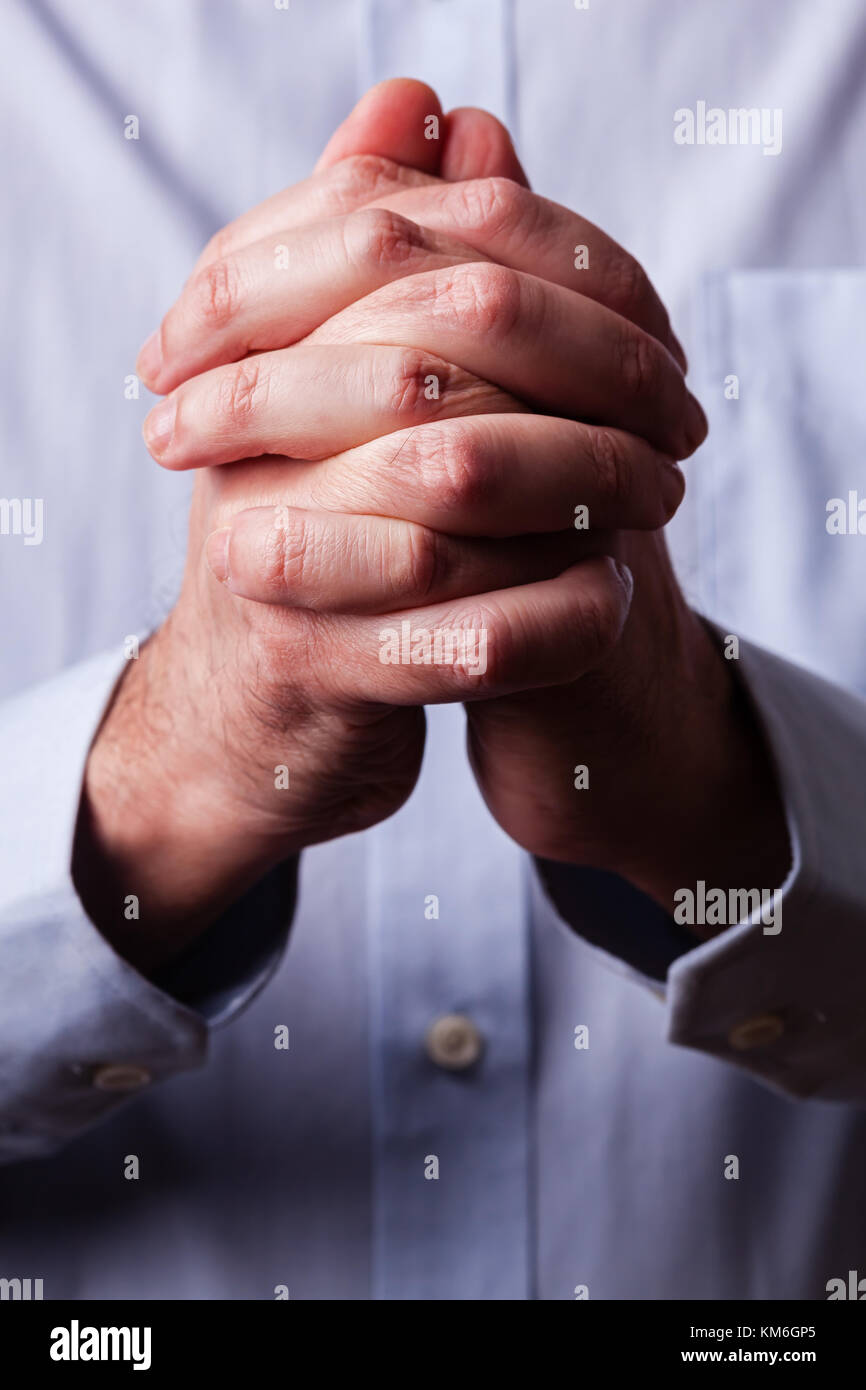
[1,0,866,1301]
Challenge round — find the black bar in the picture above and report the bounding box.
[0,1299,859,1374]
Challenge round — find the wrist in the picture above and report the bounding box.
[72,619,293,973]
[598,609,792,924]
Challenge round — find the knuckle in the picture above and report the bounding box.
[347,206,424,269]
[463,601,509,691]
[431,602,505,696]
[216,359,268,430]
[396,522,440,602]
[419,425,490,516]
[453,176,525,234]
[442,261,522,339]
[192,257,243,329]
[589,428,632,509]
[603,252,651,322]
[266,510,311,596]
[617,326,660,399]
[386,349,430,419]
[335,152,401,201]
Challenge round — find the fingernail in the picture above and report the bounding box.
[205,527,231,583]
[684,392,708,453]
[612,558,634,598]
[137,328,163,385]
[143,397,176,458]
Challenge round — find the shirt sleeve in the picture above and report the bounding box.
[535,632,866,1104]
[0,650,296,1163]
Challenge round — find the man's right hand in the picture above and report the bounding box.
[74,83,477,971]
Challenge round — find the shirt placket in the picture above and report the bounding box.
[366,700,531,1300]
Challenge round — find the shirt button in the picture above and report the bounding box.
[425,1014,485,1071]
[728,1013,785,1050]
[91,1064,152,1092]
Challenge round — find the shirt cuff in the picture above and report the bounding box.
[533,858,697,985]
[0,650,295,1159]
[535,625,866,1102]
[666,629,866,1101]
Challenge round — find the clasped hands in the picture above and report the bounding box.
[76,79,788,970]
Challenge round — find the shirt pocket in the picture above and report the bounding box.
[686,270,866,697]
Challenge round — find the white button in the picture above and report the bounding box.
[425,1015,484,1071]
[728,1014,785,1051]
[91,1064,152,1092]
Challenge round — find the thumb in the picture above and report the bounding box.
[441,107,530,186]
[315,77,445,175]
